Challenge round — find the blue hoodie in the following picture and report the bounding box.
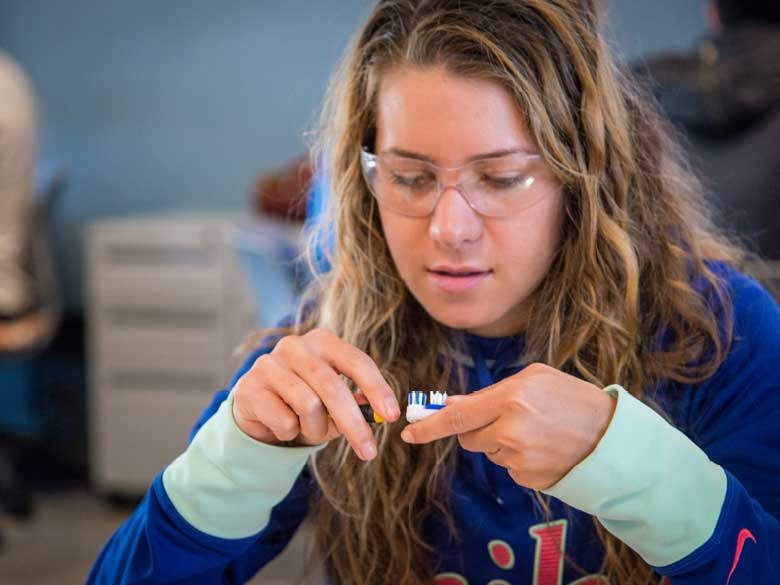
[88,267,780,584]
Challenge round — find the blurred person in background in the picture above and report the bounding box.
[637,0,780,270]
[0,49,48,351]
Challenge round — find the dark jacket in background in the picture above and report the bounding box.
[636,24,780,260]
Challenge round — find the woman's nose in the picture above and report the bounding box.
[428,185,483,249]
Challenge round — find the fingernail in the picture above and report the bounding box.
[385,399,400,419]
[361,441,377,460]
[400,428,413,443]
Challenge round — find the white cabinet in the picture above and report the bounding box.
[87,215,262,494]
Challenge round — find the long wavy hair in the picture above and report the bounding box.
[261,1,747,583]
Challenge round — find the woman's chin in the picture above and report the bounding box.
[419,297,528,337]
[425,305,497,333]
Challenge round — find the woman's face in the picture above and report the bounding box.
[373,65,564,337]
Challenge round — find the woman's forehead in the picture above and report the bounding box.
[374,65,536,166]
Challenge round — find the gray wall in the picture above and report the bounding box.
[604,1,708,59]
[0,0,708,309]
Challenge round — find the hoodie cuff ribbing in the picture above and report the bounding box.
[542,384,727,566]
[162,389,325,539]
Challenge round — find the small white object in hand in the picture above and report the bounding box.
[406,390,448,423]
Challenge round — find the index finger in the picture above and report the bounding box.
[313,331,400,422]
[400,391,500,444]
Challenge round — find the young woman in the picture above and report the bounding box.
[89,1,780,583]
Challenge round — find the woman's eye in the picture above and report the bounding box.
[480,174,527,189]
[391,173,435,188]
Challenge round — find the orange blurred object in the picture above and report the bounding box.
[250,155,313,221]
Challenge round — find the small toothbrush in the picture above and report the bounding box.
[405,390,448,423]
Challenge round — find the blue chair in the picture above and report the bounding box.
[229,218,301,330]
[305,165,333,275]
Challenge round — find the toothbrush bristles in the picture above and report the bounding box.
[408,390,427,406]
[429,391,448,405]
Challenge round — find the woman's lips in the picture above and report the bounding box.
[427,269,492,292]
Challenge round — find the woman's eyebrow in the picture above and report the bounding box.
[382,146,537,162]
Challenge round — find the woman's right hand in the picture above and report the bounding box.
[232,328,400,460]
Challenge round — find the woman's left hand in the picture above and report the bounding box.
[400,363,617,490]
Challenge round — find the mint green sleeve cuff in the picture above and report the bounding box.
[162,390,325,539]
[542,384,727,567]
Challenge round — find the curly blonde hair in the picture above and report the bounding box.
[260,1,747,583]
